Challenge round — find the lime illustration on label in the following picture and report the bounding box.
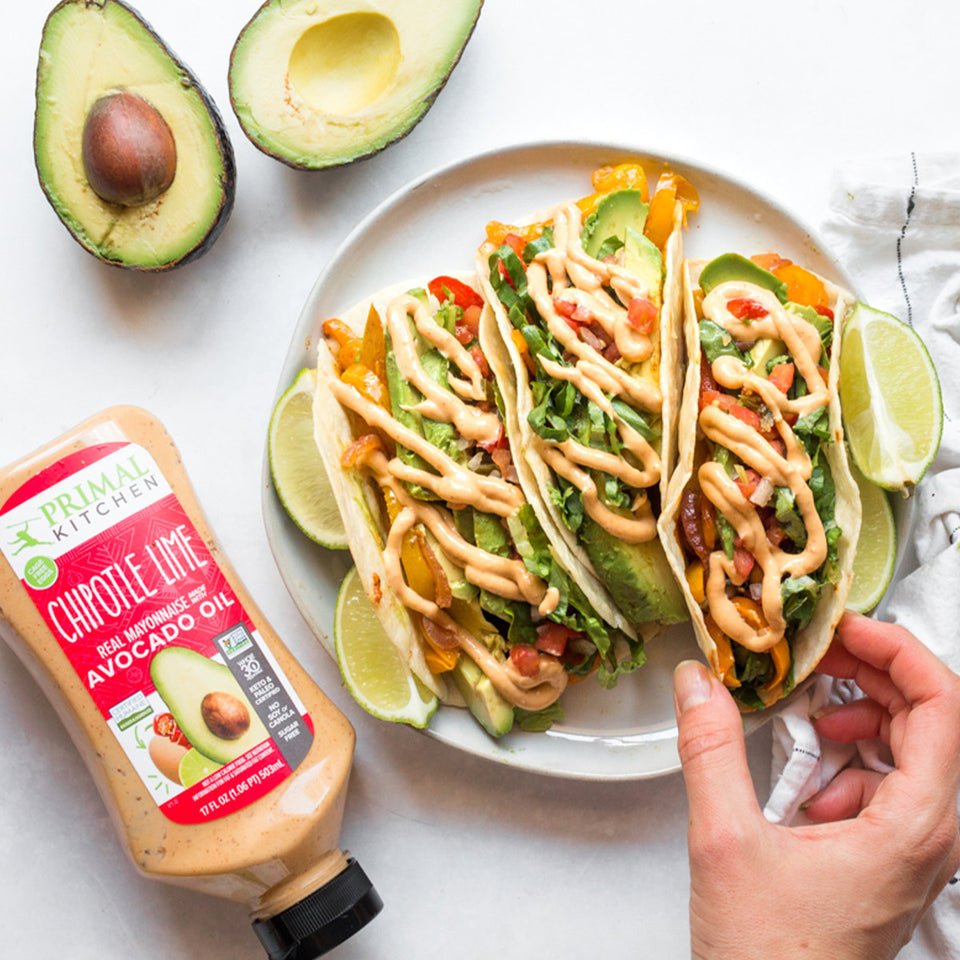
[0,442,314,824]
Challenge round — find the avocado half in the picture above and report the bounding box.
[34,0,235,271]
[228,0,483,169]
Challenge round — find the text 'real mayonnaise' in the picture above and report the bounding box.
[0,406,381,959]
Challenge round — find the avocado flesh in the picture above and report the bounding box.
[582,190,650,258]
[623,226,663,303]
[699,254,788,302]
[450,654,514,738]
[229,0,483,169]
[580,516,687,626]
[150,646,269,766]
[34,0,234,270]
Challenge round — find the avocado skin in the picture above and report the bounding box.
[150,646,268,765]
[580,517,688,626]
[34,0,235,271]
[698,253,788,302]
[450,655,514,738]
[228,0,484,170]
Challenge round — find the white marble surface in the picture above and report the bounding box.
[1,1,958,957]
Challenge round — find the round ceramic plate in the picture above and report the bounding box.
[262,140,878,780]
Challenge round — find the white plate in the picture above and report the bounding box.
[263,140,866,781]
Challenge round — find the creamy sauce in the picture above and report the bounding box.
[328,297,570,710]
[517,201,664,544]
[0,407,361,925]
[697,282,831,652]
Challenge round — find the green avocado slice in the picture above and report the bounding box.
[699,253,788,302]
[150,646,269,766]
[34,0,235,270]
[229,0,483,169]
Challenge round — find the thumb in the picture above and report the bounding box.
[674,660,760,824]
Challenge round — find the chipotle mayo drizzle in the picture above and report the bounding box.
[0,407,375,938]
[697,282,832,652]
[327,298,569,711]
[518,201,664,544]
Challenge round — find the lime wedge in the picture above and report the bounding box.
[846,461,897,614]
[334,566,438,727]
[179,748,223,788]
[840,303,943,490]
[268,368,348,549]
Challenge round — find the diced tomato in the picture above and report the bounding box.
[627,296,658,334]
[699,355,718,397]
[503,233,526,258]
[509,644,541,678]
[477,422,506,453]
[769,438,786,458]
[461,304,482,333]
[428,276,484,310]
[727,297,769,321]
[768,362,795,394]
[733,546,755,580]
[535,623,580,657]
[815,305,835,322]
[455,323,474,345]
[734,468,760,500]
[572,303,594,324]
[765,516,786,547]
[470,346,491,379]
[729,403,761,432]
[490,445,512,477]
[554,296,577,318]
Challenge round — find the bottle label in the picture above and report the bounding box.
[0,442,314,824]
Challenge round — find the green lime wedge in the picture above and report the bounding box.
[846,461,897,614]
[334,566,438,728]
[268,368,348,549]
[179,748,223,788]
[840,303,943,490]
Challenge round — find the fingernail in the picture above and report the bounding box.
[810,703,842,721]
[674,660,713,714]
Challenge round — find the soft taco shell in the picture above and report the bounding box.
[657,259,862,705]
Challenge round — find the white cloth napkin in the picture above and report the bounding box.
[762,154,960,957]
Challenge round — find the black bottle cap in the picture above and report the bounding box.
[252,857,383,959]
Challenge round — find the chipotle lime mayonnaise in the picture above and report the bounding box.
[0,406,381,959]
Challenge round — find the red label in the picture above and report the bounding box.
[1,443,313,823]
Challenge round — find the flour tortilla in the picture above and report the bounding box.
[311,279,448,699]
[476,203,686,636]
[657,259,862,706]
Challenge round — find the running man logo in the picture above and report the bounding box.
[6,518,51,556]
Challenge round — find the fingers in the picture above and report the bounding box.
[814,697,890,745]
[803,768,885,822]
[674,660,761,827]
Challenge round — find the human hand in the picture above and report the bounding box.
[673,611,960,960]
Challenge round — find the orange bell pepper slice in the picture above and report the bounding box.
[323,317,358,348]
[762,638,792,693]
[685,560,706,605]
[485,219,548,248]
[511,328,536,377]
[591,162,650,202]
[341,363,389,409]
[340,434,384,469]
[359,304,387,386]
[704,615,740,688]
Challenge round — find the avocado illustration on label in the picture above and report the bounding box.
[228,0,483,169]
[34,0,235,270]
[150,647,268,766]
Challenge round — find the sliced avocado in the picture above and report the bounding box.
[34,0,234,271]
[450,654,515,737]
[580,516,688,625]
[622,226,663,301]
[582,189,650,258]
[229,0,483,169]
[750,337,787,372]
[699,253,788,303]
[150,646,269,766]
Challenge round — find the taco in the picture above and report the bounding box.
[311,273,644,737]
[659,253,862,708]
[476,162,697,636]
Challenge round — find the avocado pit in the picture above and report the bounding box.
[200,691,251,741]
[82,90,177,207]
